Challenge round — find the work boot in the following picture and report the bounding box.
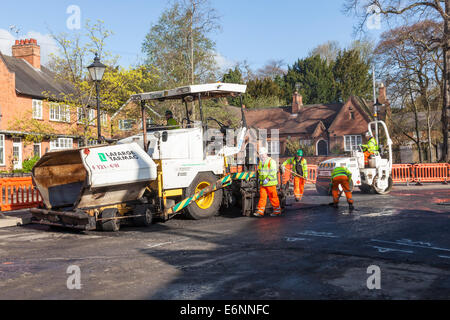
[329,202,338,209]
[253,212,264,218]
[295,198,301,202]
[349,203,354,211]
[270,213,281,217]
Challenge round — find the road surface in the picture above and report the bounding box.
[0,184,449,300]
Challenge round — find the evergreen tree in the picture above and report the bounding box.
[333,49,372,102]
[284,55,337,104]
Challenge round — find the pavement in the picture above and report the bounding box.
[0,184,449,300]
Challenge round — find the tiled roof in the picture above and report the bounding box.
[244,103,343,136]
[0,52,75,100]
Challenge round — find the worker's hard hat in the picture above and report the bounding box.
[165,110,173,116]
[259,147,268,155]
[365,131,372,138]
[297,149,303,157]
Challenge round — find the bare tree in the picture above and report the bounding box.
[256,59,287,79]
[376,20,443,162]
[143,0,220,87]
[344,0,450,162]
[309,40,341,65]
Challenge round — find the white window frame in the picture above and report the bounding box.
[0,135,4,166]
[299,139,312,146]
[101,112,108,127]
[32,99,43,120]
[268,140,280,155]
[344,135,362,152]
[119,119,135,131]
[33,143,41,158]
[50,138,74,150]
[88,109,96,125]
[49,103,70,123]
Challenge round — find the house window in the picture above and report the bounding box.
[50,138,73,150]
[344,135,362,151]
[350,111,355,120]
[101,112,108,127]
[139,118,154,129]
[299,139,312,146]
[77,108,85,124]
[119,119,135,131]
[268,140,280,155]
[50,103,70,122]
[77,108,96,125]
[78,139,99,147]
[0,135,4,165]
[32,99,43,119]
[33,143,41,158]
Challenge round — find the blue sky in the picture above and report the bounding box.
[0,0,385,72]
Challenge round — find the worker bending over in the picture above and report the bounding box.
[281,149,308,202]
[330,165,354,210]
[361,131,378,167]
[254,147,281,217]
[165,110,180,129]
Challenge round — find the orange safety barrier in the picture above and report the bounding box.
[0,177,43,211]
[413,163,449,184]
[391,164,414,184]
[229,165,244,173]
[307,165,318,184]
[280,164,317,184]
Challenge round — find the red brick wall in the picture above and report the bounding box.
[0,56,111,171]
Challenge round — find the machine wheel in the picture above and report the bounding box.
[185,172,223,220]
[101,208,120,232]
[359,184,373,194]
[315,183,329,196]
[133,204,153,227]
[373,175,393,195]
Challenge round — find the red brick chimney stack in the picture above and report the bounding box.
[12,38,40,69]
[292,91,303,113]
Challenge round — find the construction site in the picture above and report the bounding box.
[0,83,449,303]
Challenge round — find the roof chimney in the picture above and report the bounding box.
[12,38,41,69]
[292,91,303,113]
[378,83,387,105]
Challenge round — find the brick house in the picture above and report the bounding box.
[0,38,110,171]
[244,86,390,163]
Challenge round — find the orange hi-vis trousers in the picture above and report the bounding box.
[294,177,306,200]
[332,176,354,204]
[364,151,373,166]
[256,186,281,216]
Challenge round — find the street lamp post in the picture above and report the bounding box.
[87,53,107,143]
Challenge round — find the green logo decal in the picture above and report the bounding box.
[99,153,107,162]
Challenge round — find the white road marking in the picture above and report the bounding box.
[285,237,309,242]
[438,255,450,259]
[371,239,450,253]
[360,210,397,218]
[370,246,413,254]
[297,230,339,238]
[0,232,101,243]
[146,238,188,248]
[147,242,173,248]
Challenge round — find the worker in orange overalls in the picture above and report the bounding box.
[362,131,378,167]
[281,149,308,202]
[329,165,354,210]
[254,147,281,217]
